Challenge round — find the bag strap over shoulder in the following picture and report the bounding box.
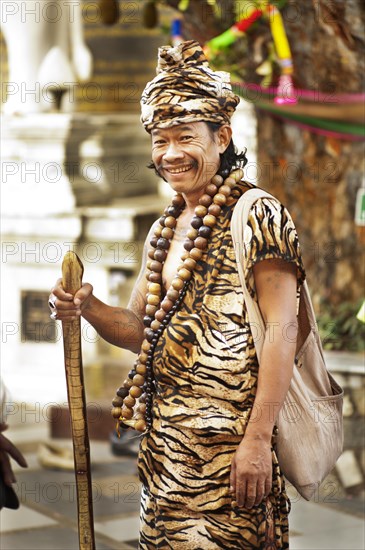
[230,187,324,362]
[231,188,271,361]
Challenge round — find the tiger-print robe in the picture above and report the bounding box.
[138,182,305,549]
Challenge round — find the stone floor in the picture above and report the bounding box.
[0,435,364,550]
[1,439,140,550]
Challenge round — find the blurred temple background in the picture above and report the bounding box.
[0,1,364,548]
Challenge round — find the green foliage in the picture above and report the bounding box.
[317,299,365,352]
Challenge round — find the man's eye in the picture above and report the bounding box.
[181,135,193,141]
[154,140,165,145]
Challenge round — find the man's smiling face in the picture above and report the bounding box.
[151,122,231,197]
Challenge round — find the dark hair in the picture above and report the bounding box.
[205,122,248,178]
[147,121,248,179]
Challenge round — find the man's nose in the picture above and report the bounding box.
[163,141,184,162]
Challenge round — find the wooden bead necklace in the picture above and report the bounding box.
[111,168,244,434]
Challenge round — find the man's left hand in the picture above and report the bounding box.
[230,436,272,509]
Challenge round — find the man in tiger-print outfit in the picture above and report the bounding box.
[51,41,305,549]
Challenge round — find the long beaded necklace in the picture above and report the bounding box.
[111,167,244,434]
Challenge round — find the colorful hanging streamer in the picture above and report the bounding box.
[205,3,266,52]
[231,80,364,141]
[205,1,297,104]
[255,102,364,141]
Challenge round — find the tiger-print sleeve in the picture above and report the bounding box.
[243,197,306,299]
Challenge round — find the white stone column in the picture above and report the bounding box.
[1,113,81,404]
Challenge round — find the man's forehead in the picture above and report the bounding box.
[151,123,202,136]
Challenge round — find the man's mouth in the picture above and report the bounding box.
[163,164,194,175]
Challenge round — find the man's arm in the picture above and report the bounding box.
[52,223,157,353]
[230,258,298,508]
[78,261,147,353]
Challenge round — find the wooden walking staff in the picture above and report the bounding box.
[61,251,95,550]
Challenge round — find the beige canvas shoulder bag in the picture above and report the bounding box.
[231,187,344,500]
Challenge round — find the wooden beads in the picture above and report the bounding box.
[146,304,158,316]
[194,237,208,250]
[195,205,208,217]
[112,396,123,407]
[141,340,151,352]
[123,395,136,408]
[186,228,198,240]
[191,216,203,229]
[154,224,163,237]
[164,216,177,228]
[172,278,185,291]
[130,386,143,398]
[133,374,145,387]
[183,257,196,271]
[150,261,163,272]
[148,272,162,283]
[199,194,213,207]
[136,364,147,375]
[203,214,216,228]
[154,249,167,262]
[121,405,133,419]
[123,378,133,389]
[111,407,122,418]
[148,283,161,294]
[219,185,232,197]
[183,238,195,251]
[161,227,174,239]
[138,403,147,414]
[208,204,221,217]
[213,193,227,206]
[198,226,212,239]
[112,171,241,432]
[157,237,170,250]
[177,268,192,281]
[205,184,218,196]
[116,386,128,398]
[172,194,185,207]
[231,169,244,182]
[190,247,203,261]
[155,308,167,321]
[161,298,174,312]
[166,289,179,301]
[223,177,236,188]
[212,174,223,186]
[147,294,160,306]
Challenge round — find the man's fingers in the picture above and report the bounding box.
[254,482,265,506]
[0,452,16,486]
[7,443,28,469]
[244,482,257,509]
[51,279,73,301]
[50,282,93,318]
[0,434,28,469]
[236,477,247,508]
[230,459,236,495]
[73,283,93,308]
[264,477,272,498]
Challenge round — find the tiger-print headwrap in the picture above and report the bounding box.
[141,40,240,132]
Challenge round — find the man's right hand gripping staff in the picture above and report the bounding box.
[49,270,146,354]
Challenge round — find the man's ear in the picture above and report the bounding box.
[217,125,232,153]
